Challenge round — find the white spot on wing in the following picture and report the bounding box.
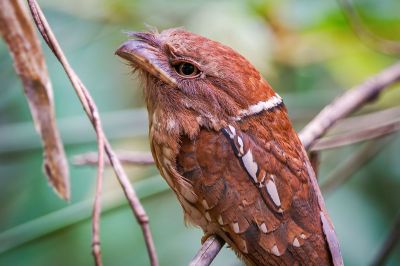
[266,176,281,207]
[232,222,240,234]
[218,215,224,225]
[228,125,236,137]
[241,239,248,253]
[237,136,244,155]
[202,199,210,209]
[205,212,212,222]
[271,245,280,256]
[242,150,258,183]
[293,238,300,247]
[259,223,268,233]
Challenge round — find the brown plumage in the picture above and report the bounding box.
[116,28,343,266]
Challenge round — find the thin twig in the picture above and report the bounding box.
[300,62,400,150]
[91,111,105,266]
[73,151,154,166]
[26,1,158,265]
[371,212,400,266]
[324,107,400,135]
[321,137,392,194]
[311,116,400,151]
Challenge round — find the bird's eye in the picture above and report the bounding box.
[174,62,200,77]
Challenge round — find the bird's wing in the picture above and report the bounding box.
[177,122,332,265]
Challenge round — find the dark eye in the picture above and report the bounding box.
[174,62,200,77]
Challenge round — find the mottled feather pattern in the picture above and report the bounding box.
[176,106,331,265]
[116,28,342,265]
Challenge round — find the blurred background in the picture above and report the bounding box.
[1,0,400,265]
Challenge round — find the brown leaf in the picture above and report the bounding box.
[0,0,69,200]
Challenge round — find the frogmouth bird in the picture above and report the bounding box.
[116,28,343,266]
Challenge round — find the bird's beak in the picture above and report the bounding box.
[115,40,177,86]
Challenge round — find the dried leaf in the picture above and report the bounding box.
[0,0,69,200]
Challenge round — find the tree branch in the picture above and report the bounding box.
[300,62,400,150]
[311,109,400,151]
[189,235,225,266]
[26,1,158,265]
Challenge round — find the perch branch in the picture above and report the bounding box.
[189,235,225,266]
[189,62,400,265]
[26,1,158,265]
[300,62,400,150]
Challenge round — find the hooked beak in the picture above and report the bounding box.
[115,40,177,86]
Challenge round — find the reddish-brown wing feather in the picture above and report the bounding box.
[176,106,332,266]
[116,28,342,265]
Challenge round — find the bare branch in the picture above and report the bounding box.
[26,1,158,265]
[73,151,154,166]
[189,235,225,266]
[371,212,400,266]
[0,0,69,200]
[300,62,400,150]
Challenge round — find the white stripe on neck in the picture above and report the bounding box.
[235,94,282,121]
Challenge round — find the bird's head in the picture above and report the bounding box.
[116,28,280,135]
